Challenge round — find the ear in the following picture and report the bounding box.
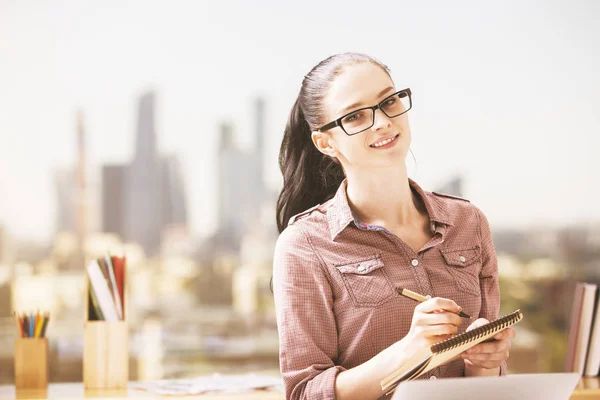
[311,131,338,158]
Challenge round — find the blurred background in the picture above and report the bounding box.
[0,0,599,384]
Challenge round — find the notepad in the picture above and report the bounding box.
[381,309,524,393]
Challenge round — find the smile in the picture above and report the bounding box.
[370,134,400,148]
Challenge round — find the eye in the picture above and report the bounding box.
[343,111,364,123]
[383,97,397,107]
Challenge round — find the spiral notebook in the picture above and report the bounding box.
[381,309,524,394]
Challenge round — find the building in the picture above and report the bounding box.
[102,164,128,240]
[434,175,463,198]
[52,111,89,269]
[215,97,272,252]
[102,91,188,256]
[54,168,78,234]
[124,91,164,256]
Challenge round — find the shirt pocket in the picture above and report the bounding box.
[440,246,482,297]
[335,256,395,307]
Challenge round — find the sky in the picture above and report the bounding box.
[0,0,599,242]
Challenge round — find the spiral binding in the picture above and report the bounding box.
[430,309,523,354]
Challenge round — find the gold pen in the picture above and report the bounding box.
[396,287,471,318]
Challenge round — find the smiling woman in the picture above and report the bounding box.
[272,53,516,400]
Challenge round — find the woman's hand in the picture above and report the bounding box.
[407,297,463,348]
[461,318,516,370]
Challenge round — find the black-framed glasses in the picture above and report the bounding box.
[317,88,412,136]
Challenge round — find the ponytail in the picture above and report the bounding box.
[275,96,344,233]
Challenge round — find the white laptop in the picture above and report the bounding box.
[391,373,580,400]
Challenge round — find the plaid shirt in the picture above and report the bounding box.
[273,178,505,400]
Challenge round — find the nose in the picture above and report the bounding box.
[371,108,392,131]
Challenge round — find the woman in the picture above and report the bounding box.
[273,53,515,400]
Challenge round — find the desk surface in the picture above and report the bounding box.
[1,377,598,399]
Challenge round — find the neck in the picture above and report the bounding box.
[345,166,424,227]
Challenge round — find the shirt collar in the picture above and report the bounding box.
[326,177,454,241]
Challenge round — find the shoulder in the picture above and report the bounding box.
[288,203,323,226]
[430,190,475,218]
[432,191,470,203]
[428,190,488,230]
[274,223,318,267]
[287,200,333,236]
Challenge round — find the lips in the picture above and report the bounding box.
[370,134,399,148]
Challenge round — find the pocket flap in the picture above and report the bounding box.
[336,257,384,275]
[440,246,480,267]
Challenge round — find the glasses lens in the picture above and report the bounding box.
[341,109,374,135]
[381,91,411,117]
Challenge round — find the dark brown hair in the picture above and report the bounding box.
[275,53,392,233]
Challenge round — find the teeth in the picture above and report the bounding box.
[372,135,397,147]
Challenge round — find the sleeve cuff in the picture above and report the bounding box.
[499,361,508,376]
[303,365,347,400]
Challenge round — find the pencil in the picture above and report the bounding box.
[12,312,22,337]
[34,312,44,338]
[23,314,29,338]
[40,313,50,338]
[396,287,471,318]
[17,313,25,337]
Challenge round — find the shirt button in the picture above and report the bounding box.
[430,375,437,380]
[411,259,419,267]
[459,255,466,263]
[357,265,366,272]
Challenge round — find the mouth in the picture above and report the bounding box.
[369,134,400,149]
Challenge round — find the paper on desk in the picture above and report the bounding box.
[132,373,284,395]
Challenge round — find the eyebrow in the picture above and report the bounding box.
[338,86,396,115]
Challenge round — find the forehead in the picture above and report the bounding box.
[323,63,394,118]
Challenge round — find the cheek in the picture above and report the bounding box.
[336,137,370,163]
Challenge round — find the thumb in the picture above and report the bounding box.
[466,318,489,332]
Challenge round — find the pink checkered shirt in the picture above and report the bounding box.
[273,178,506,400]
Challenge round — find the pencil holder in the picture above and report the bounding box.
[83,321,128,389]
[83,265,128,390]
[14,338,48,389]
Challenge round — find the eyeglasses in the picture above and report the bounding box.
[317,88,412,136]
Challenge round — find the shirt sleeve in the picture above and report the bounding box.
[273,224,346,400]
[476,207,507,376]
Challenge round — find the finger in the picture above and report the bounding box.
[420,323,458,337]
[465,340,511,355]
[462,351,509,362]
[416,297,461,314]
[464,359,504,369]
[417,311,462,327]
[494,327,516,340]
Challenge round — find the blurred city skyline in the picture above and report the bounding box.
[1,0,599,242]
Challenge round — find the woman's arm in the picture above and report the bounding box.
[273,225,347,400]
[463,207,514,376]
[335,298,463,399]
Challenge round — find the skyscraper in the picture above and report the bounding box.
[215,97,270,251]
[434,176,464,198]
[161,155,187,229]
[102,164,127,239]
[254,97,266,188]
[54,111,88,238]
[124,92,164,256]
[99,91,188,256]
[54,168,77,234]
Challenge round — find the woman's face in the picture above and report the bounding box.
[313,63,412,172]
